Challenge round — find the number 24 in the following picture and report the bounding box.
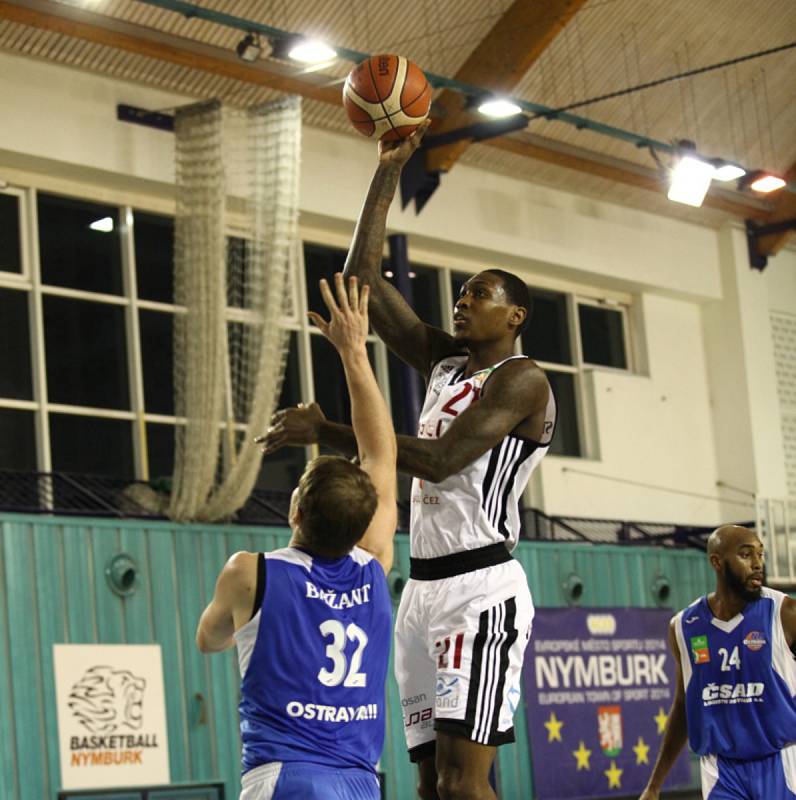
[718,646,741,671]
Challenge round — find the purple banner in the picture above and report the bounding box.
[523,608,690,799]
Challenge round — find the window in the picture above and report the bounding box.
[38,194,122,295]
[255,333,305,492]
[578,301,628,369]
[0,288,32,400]
[50,414,134,477]
[134,212,174,303]
[0,409,36,470]
[0,192,22,275]
[43,296,130,410]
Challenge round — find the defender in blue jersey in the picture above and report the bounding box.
[640,525,796,800]
[197,275,397,800]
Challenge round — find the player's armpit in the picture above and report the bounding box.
[418,359,549,482]
[781,595,796,648]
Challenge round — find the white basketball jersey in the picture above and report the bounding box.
[410,355,556,559]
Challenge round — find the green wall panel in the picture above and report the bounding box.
[0,513,712,800]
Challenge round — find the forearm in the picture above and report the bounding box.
[342,349,396,464]
[343,162,401,283]
[318,421,443,481]
[645,701,688,791]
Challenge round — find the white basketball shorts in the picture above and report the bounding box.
[394,552,534,761]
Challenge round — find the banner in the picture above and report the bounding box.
[54,644,170,789]
[523,608,690,799]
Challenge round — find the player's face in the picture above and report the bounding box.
[723,538,765,601]
[453,272,514,343]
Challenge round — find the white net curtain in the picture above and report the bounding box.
[169,96,300,522]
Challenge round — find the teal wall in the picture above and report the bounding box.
[0,514,712,799]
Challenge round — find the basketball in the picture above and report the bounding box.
[343,54,431,142]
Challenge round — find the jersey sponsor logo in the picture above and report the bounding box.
[401,693,427,708]
[285,700,378,722]
[435,675,461,709]
[597,705,623,756]
[305,581,372,610]
[743,630,766,651]
[690,635,710,664]
[701,682,764,706]
[404,706,433,729]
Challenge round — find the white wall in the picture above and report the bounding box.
[0,49,790,527]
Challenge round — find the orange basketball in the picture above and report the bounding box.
[343,54,431,142]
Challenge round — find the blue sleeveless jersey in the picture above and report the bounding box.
[234,546,391,774]
[674,587,796,759]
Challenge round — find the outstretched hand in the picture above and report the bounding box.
[307,272,369,356]
[378,118,431,167]
[255,402,325,456]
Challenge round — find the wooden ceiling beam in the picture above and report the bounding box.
[487,134,772,220]
[425,0,589,173]
[0,0,771,221]
[0,0,342,105]
[755,163,796,255]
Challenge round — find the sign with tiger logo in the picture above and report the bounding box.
[53,644,170,789]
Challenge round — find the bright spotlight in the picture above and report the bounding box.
[477,98,523,118]
[287,39,336,63]
[712,162,746,182]
[89,216,114,233]
[749,173,786,193]
[667,155,715,207]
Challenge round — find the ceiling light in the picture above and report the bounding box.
[287,38,336,63]
[384,270,394,278]
[236,33,262,63]
[749,173,786,193]
[477,97,523,118]
[712,162,746,182]
[667,147,715,207]
[89,217,114,233]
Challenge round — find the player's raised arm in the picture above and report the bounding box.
[639,619,689,800]
[343,121,456,378]
[308,273,397,574]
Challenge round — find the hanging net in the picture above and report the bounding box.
[169,96,300,522]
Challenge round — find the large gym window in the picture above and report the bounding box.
[0,287,32,400]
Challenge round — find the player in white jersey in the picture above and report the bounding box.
[639,525,796,800]
[260,124,555,799]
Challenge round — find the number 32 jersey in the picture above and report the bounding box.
[411,355,556,559]
[234,546,391,774]
[674,587,796,759]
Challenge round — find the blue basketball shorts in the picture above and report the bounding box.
[701,743,796,799]
[240,761,381,800]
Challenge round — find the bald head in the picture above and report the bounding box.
[707,525,759,557]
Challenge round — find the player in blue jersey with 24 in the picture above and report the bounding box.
[197,274,397,800]
[640,524,796,800]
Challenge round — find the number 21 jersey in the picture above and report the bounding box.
[411,355,556,559]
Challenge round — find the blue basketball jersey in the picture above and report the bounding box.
[234,546,392,775]
[674,587,796,759]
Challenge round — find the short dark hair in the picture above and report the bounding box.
[296,455,377,557]
[483,269,532,338]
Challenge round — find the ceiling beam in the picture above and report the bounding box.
[0,0,342,105]
[488,133,771,220]
[755,163,796,255]
[425,0,589,174]
[0,0,771,221]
